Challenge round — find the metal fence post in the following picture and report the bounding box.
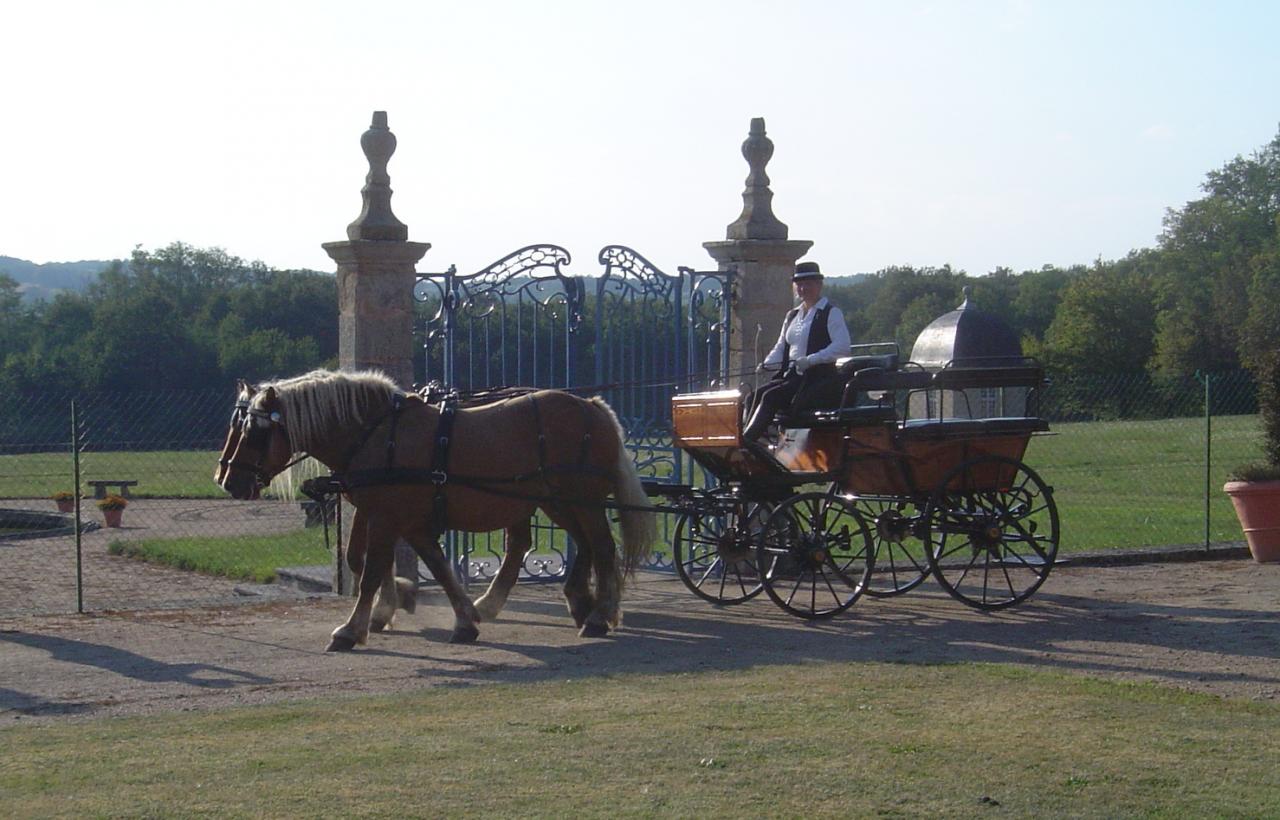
[1201,371,1211,554]
[72,398,84,613]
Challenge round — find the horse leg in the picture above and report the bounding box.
[370,564,418,632]
[474,518,531,621]
[345,507,367,577]
[545,506,596,631]
[403,531,481,644]
[327,517,397,651]
[578,507,623,638]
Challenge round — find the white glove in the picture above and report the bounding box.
[794,356,811,375]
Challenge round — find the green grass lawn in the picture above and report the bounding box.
[0,449,232,499]
[1030,413,1258,551]
[107,531,331,584]
[1,661,1276,816]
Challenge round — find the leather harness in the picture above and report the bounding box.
[312,388,608,541]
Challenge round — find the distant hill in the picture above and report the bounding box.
[0,256,115,302]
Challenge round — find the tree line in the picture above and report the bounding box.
[2,127,1277,402]
[824,127,1280,385]
[0,244,336,396]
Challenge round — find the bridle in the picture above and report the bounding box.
[217,399,250,459]
[223,401,304,490]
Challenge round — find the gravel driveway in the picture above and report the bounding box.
[2,557,1277,724]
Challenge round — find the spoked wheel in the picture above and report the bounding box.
[757,492,875,619]
[925,455,1059,611]
[850,495,933,598]
[673,498,770,605]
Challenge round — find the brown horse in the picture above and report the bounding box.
[218,370,655,650]
[214,381,416,634]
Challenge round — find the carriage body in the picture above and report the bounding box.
[666,348,1059,618]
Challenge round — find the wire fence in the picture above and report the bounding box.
[0,389,337,616]
[0,371,1261,616]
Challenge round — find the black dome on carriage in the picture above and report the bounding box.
[909,287,1022,368]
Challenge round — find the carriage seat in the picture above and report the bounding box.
[836,352,899,376]
[926,356,1047,390]
[791,404,898,428]
[777,352,904,429]
[898,416,1049,440]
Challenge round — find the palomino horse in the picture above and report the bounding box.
[217,370,656,649]
[215,382,416,634]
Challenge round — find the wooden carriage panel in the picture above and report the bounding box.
[672,390,742,447]
[839,426,911,496]
[903,434,1030,491]
[840,430,1033,496]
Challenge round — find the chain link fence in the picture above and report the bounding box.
[1031,370,1258,553]
[0,389,335,617]
[0,371,1262,615]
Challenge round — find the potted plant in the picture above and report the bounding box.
[96,494,129,528]
[51,491,76,513]
[1224,349,1280,562]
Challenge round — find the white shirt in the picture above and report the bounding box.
[762,297,852,371]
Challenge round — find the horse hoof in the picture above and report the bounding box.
[395,577,417,613]
[325,635,357,652]
[448,624,480,644]
[369,619,387,633]
[578,621,610,639]
[567,603,593,628]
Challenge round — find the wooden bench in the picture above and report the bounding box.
[88,479,138,499]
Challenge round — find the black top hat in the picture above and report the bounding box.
[793,261,823,281]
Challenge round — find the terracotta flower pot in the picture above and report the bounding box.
[55,498,74,513]
[1224,480,1280,563]
[102,508,124,528]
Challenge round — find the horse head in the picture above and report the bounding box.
[218,383,293,500]
[214,380,254,487]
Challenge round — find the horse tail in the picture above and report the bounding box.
[591,397,656,577]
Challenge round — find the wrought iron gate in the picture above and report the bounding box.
[413,244,733,580]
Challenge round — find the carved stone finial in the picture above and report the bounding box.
[726,117,789,241]
[959,285,972,310]
[347,111,408,241]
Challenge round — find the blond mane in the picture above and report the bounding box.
[262,369,400,453]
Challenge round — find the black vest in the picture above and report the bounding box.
[780,303,833,370]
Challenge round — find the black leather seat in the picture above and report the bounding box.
[899,417,1049,439]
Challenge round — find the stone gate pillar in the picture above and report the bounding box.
[703,118,812,378]
[323,111,428,585]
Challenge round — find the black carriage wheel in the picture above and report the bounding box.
[925,455,1059,611]
[850,495,933,598]
[672,500,769,605]
[756,492,874,620]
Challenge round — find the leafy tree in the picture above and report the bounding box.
[216,317,322,381]
[1041,254,1157,375]
[1239,215,1280,373]
[1152,127,1280,376]
[1010,265,1081,344]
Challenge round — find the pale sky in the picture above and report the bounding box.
[3,0,1278,278]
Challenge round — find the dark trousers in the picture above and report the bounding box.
[742,364,841,442]
[743,371,804,442]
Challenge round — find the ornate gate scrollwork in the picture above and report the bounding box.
[414,244,731,581]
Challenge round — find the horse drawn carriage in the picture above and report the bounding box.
[217,343,1058,648]
[647,344,1059,620]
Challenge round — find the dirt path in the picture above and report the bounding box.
[2,559,1278,723]
[0,499,321,616]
